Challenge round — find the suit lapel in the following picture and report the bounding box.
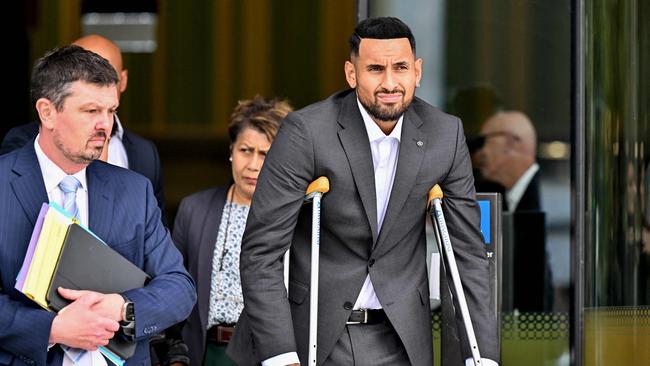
[337,93,379,244]
[196,187,228,330]
[11,144,48,225]
[87,162,115,240]
[375,109,426,249]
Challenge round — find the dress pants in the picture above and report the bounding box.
[322,322,411,366]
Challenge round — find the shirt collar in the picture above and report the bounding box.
[506,162,539,211]
[356,97,403,143]
[34,134,88,195]
[113,115,124,141]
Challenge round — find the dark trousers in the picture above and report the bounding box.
[322,322,410,366]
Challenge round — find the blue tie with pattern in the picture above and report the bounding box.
[59,175,81,219]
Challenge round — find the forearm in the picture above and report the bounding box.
[0,295,56,365]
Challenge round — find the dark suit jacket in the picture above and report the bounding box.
[514,170,541,212]
[171,185,229,366]
[0,143,197,366]
[227,90,499,365]
[0,122,166,224]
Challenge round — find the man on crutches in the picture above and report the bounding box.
[229,16,499,366]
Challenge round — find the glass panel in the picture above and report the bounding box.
[584,0,650,364]
[367,1,571,365]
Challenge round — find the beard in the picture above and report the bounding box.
[54,131,106,164]
[358,88,412,122]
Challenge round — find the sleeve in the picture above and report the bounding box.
[238,111,315,361]
[122,179,197,340]
[440,117,500,361]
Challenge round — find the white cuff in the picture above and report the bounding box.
[465,358,499,366]
[262,352,300,366]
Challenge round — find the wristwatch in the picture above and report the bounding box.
[121,299,135,322]
[120,295,136,341]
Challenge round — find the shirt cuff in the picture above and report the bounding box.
[262,352,300,366]
[465,358,499,366]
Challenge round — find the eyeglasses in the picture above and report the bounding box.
[467,131,521,153]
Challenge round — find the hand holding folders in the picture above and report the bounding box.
[15,203,150,364]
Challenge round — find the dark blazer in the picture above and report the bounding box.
[171,185,229,366]
[0,122,166,223]
[227,90,499,365]
[514,170,541,212]
[0,143,197,366]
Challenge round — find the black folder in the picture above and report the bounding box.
[47,224,150,360]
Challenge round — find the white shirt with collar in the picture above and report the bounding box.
[34,136,105,366]
[107,115,129,169]
[34,136,89,226]
[505,162,539,212]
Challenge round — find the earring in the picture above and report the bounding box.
[229,156,232,162]
[416,82,420,88]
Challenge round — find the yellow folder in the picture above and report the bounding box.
[22,206,72,309]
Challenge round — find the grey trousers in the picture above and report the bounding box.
[322,322,411,366]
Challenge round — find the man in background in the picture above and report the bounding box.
[1,35,167,223]
[475,110,540,212]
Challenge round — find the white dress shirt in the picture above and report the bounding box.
[107,116,129,169]
[35,137,106,366]
[352,98,402,310]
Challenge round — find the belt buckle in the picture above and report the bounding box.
[346,309,367,325]
[216,325,234,343]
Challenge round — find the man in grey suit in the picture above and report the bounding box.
[228,17,499,366]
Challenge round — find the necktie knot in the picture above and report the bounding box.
[59,176,81,218]
[59,175,81,194]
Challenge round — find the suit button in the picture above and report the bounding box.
[368,258,376,267]
[343,301,353,310]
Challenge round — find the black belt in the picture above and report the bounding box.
[207,324,235,344]
[346,309,388,325]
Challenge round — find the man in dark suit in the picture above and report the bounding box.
[475,110,552,310]
[228,17,499,366]
[475,110,540,212]
[0,45,196,366]
[0,35,166,222]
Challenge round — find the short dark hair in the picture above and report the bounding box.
[349,17,416,56]
[30,45,119,111]
[228,95,293,143]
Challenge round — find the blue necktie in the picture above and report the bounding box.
[59,175,81,219]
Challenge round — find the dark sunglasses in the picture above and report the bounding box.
[467,131,521,153]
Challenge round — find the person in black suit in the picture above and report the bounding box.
[475,110,552,310]
[475,110,540,212]
[0,35,166,222]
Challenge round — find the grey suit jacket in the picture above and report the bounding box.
[228,90,499,365]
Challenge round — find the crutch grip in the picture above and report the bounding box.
[306,176,330,195]
[427,184,443,210]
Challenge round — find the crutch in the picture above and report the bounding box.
[302,177,330,366]
[428,184,482,366]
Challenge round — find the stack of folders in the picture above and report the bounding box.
[15,203,150,366]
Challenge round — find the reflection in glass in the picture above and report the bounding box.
[584,0,650,364]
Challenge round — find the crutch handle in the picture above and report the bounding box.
[306,176,330,196]
[427,184,443,209]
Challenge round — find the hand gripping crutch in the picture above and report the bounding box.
[303,177,330,366]
[428,184,482,366]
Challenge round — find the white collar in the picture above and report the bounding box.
[506,162,539,211]
[356,98,403,143]
[34,135,88,195]
[113,115,125,141]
